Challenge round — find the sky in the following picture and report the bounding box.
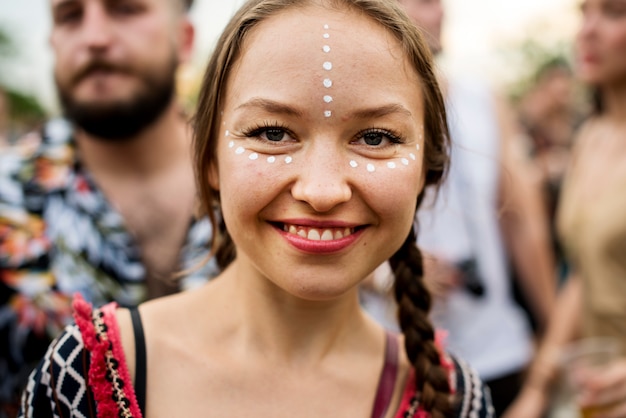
[0,0,581,112]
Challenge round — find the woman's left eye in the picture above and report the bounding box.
[353,129,403,147]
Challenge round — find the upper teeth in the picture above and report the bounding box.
[284,224,353,241]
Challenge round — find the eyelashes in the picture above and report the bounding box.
[238,122,407,149]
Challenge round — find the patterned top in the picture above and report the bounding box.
[0,119,216,411]
[18,297,494,418]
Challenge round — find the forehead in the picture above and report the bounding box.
[227,5,422,106]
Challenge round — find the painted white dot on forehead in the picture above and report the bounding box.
[285,156,293,164]
[228,141,235,148]
[410,153,416,160]
[350,160,358,168]
[249,153,259,160]
[416,143,421,151]
[321,23,334,120]
[267,156,276,163]
[235,146,245,155]
[401,158,409,166]
[387,162,397,169]
[367,164,376,173]
[225,130,230,136]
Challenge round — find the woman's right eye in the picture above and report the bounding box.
[264,128,286,142]
[244,126,294,143]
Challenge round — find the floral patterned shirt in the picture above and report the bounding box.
[0,119,216,413]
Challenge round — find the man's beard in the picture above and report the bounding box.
[57,56,178,141]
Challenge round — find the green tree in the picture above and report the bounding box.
[0,24,47,135]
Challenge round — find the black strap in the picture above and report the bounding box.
[129,307,147,416]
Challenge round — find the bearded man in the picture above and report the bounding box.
[0,1,215,415]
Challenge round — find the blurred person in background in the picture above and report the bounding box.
[0,0,215,416]
[517,58,581,282]
[505,0,626,416]
[361,0,557,415]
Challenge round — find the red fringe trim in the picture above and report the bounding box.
[73,294,142,418]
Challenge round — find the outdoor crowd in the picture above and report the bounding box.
[0,0,625,417]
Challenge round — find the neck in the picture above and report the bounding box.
[75,101,191,179]
[600,82,626,123]
[218,262,380,367]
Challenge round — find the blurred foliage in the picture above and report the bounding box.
[0,24,47,131]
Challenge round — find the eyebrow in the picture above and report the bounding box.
[350,103,413,119]
[236,98,412,119]
[236,98,304,117]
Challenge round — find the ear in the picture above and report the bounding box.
[207,161,220,191]
[177,17,195,65]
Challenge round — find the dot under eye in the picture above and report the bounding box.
[266,129,285,142]
[363,132,384,146]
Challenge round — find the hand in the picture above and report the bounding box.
[422,255,462,300]
[576,359,626,418]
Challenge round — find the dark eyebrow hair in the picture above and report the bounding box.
[350,103,413,119]
[236,98,412,119]
[236,98,304,117]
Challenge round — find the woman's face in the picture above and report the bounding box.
[576,0,626,86]
[212,5,427,300]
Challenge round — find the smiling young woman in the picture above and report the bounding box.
[20,1,493,417]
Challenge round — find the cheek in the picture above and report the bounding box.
[217,147,296,203]
[354,160,424,221]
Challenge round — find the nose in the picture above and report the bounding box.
[290,142,352,213]
[80,5,115,51]
[578,10,600,40]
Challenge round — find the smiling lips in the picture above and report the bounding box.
[277,222,362,253]
[282,223,354,240]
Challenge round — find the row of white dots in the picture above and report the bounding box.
[228,140,420,172]
[323,24,333,118]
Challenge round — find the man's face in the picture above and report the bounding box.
[49,0,192,140]
[398,0,444,54]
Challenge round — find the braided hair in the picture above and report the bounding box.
[193,0,452,415]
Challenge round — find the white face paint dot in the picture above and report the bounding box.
[409,153,416,160]
[249,153,259,160]
[323,45,331,53]
[401,158,409,166]
[350,160,358,168]
[323,79,333,88]
[323,33,330,39]
[367,164,376,173]
[323,62,332,70]
[387,162,397,169]
[225,130,230,136]
[323,95,333,103]
[285,156,293,164]
[235,146,245,155]
[324,110,332,118]
[267,156,276,163]
[324,24,329,29]
[228,141,235,148]
[416,144,421,151]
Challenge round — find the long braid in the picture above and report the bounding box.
[389,226,453,418]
